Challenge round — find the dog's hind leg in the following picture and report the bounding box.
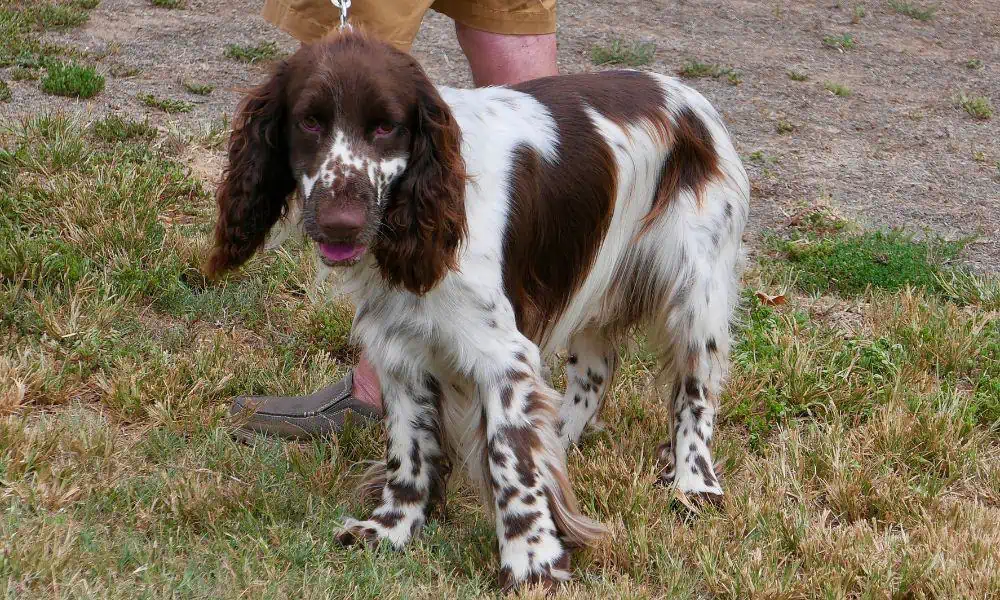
[557,329,618,448]
[653,262,737,503]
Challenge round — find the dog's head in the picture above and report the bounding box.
[206,31,466,294]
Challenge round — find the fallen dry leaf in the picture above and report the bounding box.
[756,291,787,306]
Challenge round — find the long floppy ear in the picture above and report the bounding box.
[374,71,467,295]
[204,61,296,278]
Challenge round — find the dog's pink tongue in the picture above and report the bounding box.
[319,243,366,262]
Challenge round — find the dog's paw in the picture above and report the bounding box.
[335,518,384,548]
[499,551,570,595]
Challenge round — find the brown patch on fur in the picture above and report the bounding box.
[501,74,635,344]
[639,106,721,236]
[503,511,542,539]
[371,510,405,529]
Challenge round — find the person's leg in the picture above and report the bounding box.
[455,24,557,86]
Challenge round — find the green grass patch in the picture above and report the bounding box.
[223,41,282,63]
[888,0,937,21]
[182,80,213,95]
[677,60,742,85]
[965,58,983,70]
[775,229,966,297]
[776,119,795,134]
[958,93,993,120]
[590,39,655,67]
[150,0,185,7]
[0,79,10,102]
[824,81,852,97]
[40,61,104,98]
[138,92,193,114]
[823,33,856,50]
[22,2,89,31]
[787,70,809,81]
[90,114,158,142]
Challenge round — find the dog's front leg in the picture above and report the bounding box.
[478,341,607,593]
[336,368,449,549]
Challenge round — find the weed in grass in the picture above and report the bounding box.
[22,2,89,31]
[788,69,809,81]
[8,65,39,80]
[748,150,780,168]
[0,79,10,102]
[590,39,655,67]
[888,0,936,21]
[678,60,742,85]
[776,229,965,297]
[40,61,104,98]
[823,33,856,50]
[957,93,994,120]
[965,58,983,70]
[824,81,853,97]
[183,80,214,95]
[90,114,158,142]
[109,63,140,77]
[150,0,185,7]
[139,92,193,114]
[224,41,282,63]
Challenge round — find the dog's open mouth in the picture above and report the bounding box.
[317,243,367,265]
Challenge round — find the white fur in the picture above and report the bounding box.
[282,72,749,587]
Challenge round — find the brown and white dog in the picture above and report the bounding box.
[207,31,749,592]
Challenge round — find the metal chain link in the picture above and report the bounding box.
[330,0,351,30]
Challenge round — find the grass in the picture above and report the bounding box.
[139,92,193,114]
[822,33,856,50]
[776,119,795,134]
[677,60,742,85]
[965,58,983,70]
[823,81,852,97]
[109,63,140,77]
[183,80,214,95]
[90,114,158,142]
[150,0,185,7]
[1,0,100,67]
[40,60,104,98]
[8,65,40,80]
[787,70,809,81]
[771,214,968,297]
[888,0,937,21]
[590,39,656,67]
[223,41,282,63]
[851,4,866,23]
[958,93,994,120]
[0,79,10,102]
[2,113,1000,597]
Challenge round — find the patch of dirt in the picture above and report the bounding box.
[5,0,998,272]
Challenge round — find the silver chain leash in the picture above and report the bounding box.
[331,0,352,30]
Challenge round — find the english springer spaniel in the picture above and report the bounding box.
[207,31,749,592]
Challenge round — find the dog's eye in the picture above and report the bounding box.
[373,122,396,138]
[300,116,322,133]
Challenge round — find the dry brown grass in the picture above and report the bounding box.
[2,115,999,598]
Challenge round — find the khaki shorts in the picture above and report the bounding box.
[261,0,556,51]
